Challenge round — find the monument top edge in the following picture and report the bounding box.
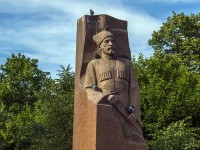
[77,14,127,22]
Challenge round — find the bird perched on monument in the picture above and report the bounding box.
[90,9,94,16]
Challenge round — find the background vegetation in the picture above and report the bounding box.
[0,12,199,149]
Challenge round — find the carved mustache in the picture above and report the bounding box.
[107,46,115,50]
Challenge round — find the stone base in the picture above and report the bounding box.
[73,90,148,150]
[96,104,148,150]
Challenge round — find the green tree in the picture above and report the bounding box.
[0,53,50,149]
[133,12,200,149]
[133,53,200,149]
[0,53,50,110]
[148,12,200,70]
[30,65,74,150]
[149,117,200,150]
[0,54,75,149]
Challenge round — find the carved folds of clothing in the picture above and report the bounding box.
[84,57,145,142]
[85,57,137,106]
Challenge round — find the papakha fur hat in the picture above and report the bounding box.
[93,29,115,48]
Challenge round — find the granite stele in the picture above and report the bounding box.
[73,12,148,150]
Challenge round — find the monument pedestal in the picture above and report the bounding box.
[97,104,148,150]
[73,91,148,150]
[73,90,97,150]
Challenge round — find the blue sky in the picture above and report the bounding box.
[0,0,200,78]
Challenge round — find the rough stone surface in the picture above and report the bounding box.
[73,90,97,150]
[73,14,148,150]
[96,104,148,150]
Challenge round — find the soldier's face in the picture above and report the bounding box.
[99,37,115,56]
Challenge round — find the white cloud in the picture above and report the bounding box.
[0,0,164,78]
[165,0,199,3]
[135,0,200,3]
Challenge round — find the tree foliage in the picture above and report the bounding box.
[148,12,200,70]
[0,53,50,110]
[31,65,74,150]
[150,117,200,150]
[0,54,74,149]
[133,12,200,149]
[0,53,50,149]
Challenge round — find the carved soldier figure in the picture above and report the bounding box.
[84,29,146,143]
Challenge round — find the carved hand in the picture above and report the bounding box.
[107,95,118,105]
[127,113,136,124]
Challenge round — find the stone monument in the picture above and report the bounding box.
[73,12,148,150]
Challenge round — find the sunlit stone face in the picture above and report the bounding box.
[99,37,115,56]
